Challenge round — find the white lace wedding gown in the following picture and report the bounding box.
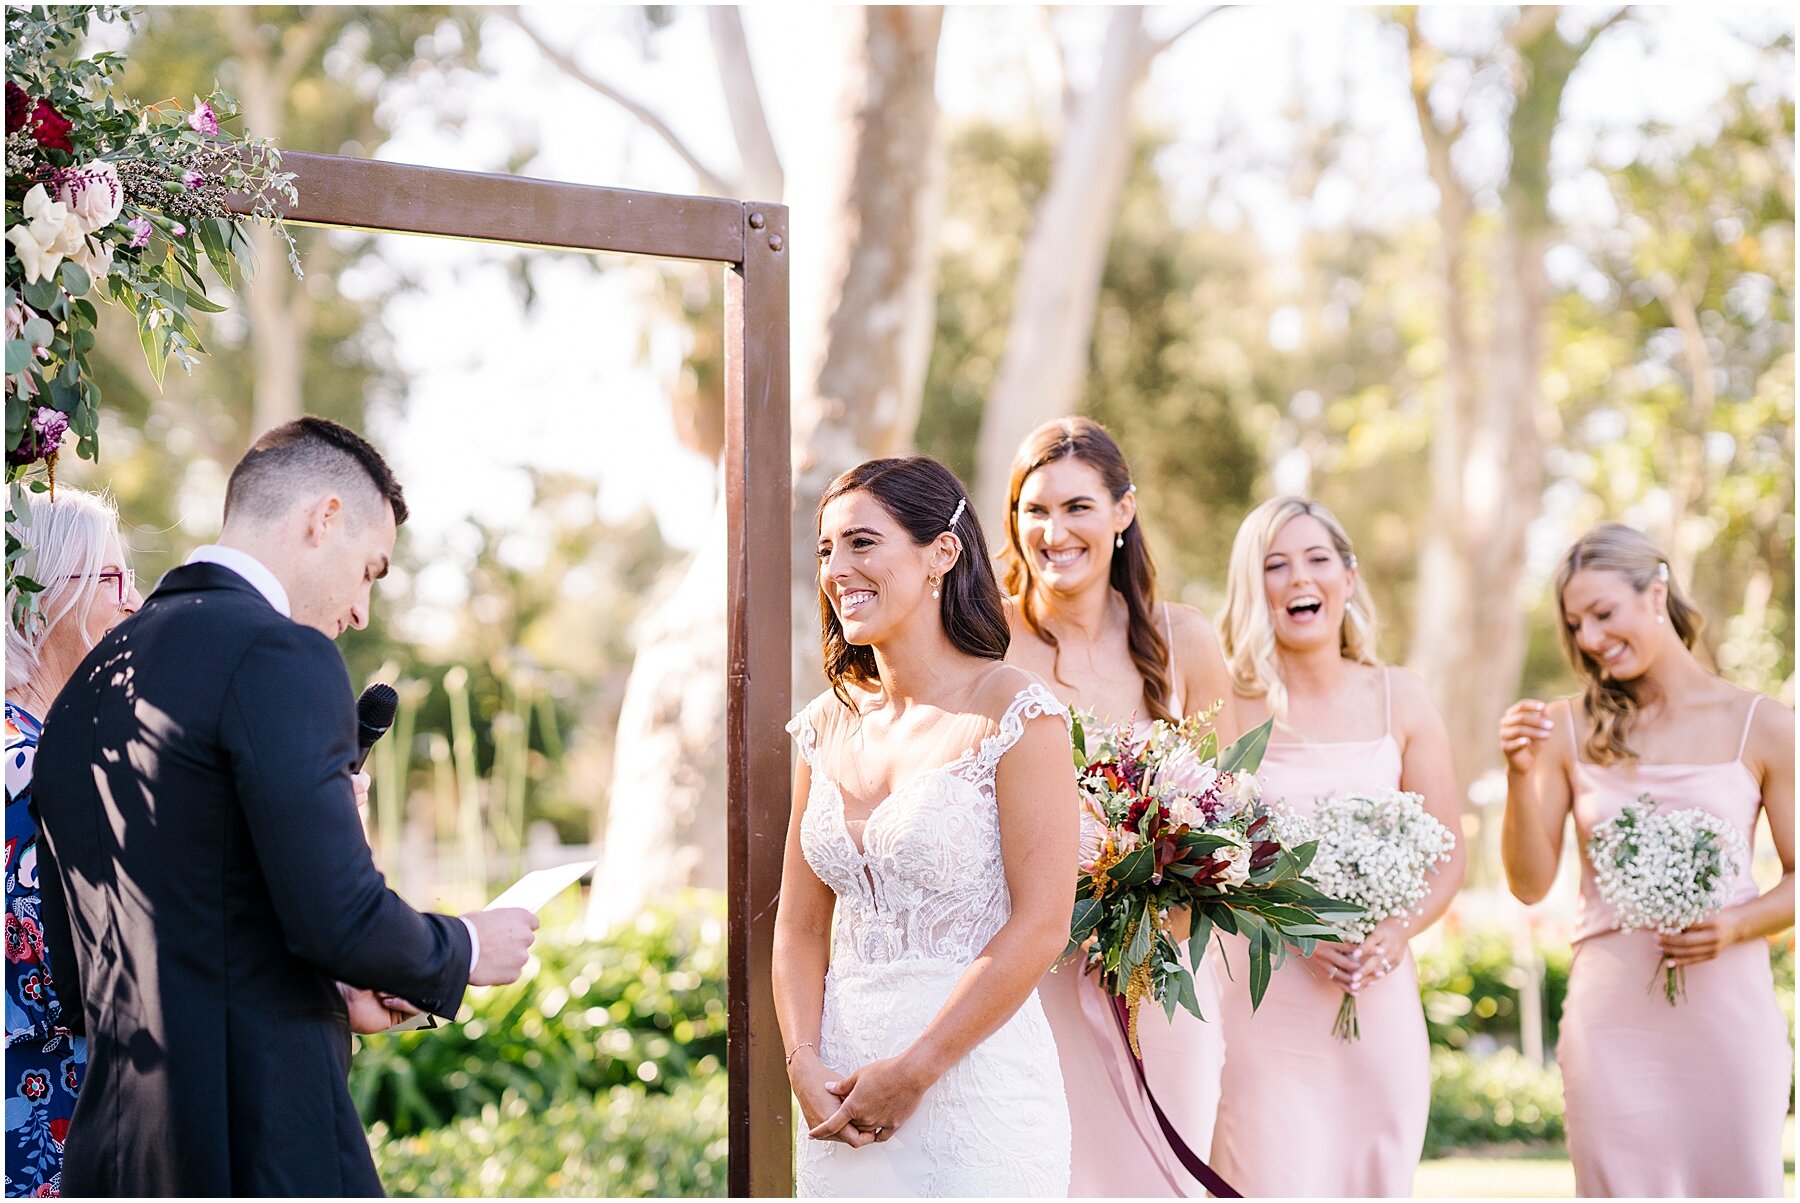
[787,682,1073,1198]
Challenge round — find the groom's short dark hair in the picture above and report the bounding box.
[224,416,408,528]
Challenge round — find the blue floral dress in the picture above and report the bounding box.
[5,703,82,1197]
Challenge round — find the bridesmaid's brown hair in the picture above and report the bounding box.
[1000,417,1174,722]
[1554,523,1704,765]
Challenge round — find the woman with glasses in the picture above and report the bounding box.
[5,486,141,1197]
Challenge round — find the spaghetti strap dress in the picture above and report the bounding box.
[1208,670,1431,1197]
[1037,606,1225,1196]
[1559,696,1790,1197]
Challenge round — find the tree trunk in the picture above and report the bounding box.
[1404,9,1595,787]
[588,498,730,932]
[971,6,1148,521]
[787,5,946,703]
[223,7,314,442]
[591,6,945,930]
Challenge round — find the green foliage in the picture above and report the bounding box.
[368,1077,726,1198]
[1425,1047,1566,1158]
[5,4,295,622]
[349,895,725,1138]
[1417,930,1572,1052]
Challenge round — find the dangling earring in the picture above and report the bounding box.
[1656,613,1665,625]
[1114,532,1124,550]
[929,574,940,600]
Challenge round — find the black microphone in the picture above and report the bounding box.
[352,682,400,774]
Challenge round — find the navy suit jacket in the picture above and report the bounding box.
[32,563,470,1196]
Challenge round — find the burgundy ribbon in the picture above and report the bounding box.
[1107,994,1241,1199]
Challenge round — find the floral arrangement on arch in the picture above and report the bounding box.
[4,5,298,625]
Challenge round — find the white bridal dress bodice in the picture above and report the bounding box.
[787,680,1072,1198]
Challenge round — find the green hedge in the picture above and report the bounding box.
[1416,931,1571,1052]
[370,1077,727,1198]
[1425,1047,1565,1157]
[351,893,726,1136]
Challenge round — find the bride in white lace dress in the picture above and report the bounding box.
[773,456,1079,1197]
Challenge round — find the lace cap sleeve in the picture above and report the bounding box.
[785,705,822,769]
[973,681,1070,778]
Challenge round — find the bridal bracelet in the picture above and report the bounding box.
[785,1042,814,1066]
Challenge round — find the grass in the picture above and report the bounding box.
[1416,1117,1796,1198]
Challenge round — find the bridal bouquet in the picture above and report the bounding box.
[1273,790,1455,1042]
[1587,793,1747,1005]
[1067,712,1358,1055]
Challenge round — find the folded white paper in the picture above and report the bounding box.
[485,859,596,914]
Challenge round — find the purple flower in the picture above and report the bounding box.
[188,101,219,135]
[126,216,152,248]
[32,407,70,449]
[170,221,187,238]
[182,169,205,190]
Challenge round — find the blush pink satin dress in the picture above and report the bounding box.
[1209,670,1432,1197]
[1038,635,1225,1197]
[1560,696,1790,1198]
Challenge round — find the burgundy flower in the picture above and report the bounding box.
[6,82,27,134]
[18,1069,50,1102]
[28,99,73,154]
[49,1117,70,1147]
[20,969,44,1003]
[61,1057,78,1094]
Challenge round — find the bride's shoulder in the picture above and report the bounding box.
[791,685,869,734]
[971,662,1066,726]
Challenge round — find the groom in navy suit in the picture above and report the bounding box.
[32,417,540,1196]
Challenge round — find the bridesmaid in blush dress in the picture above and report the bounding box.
[1500,524,1793,1198]
[1208,497,1466,1197]
[1001,418,1239,1197]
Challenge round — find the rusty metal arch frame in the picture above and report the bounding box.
[235,152,793,1197]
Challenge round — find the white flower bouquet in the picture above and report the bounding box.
[1587,793,1747,1005]
[1274,789,1455,1041]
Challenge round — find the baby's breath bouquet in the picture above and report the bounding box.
[1068,712,1358,1055]
[1273,789,1454,1041]
[1587,794,1747,1005]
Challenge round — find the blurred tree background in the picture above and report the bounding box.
[37,4,1794,1194]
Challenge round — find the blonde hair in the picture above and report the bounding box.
[1554,523,1703,766]
[1217,495,1380,720]
[6,487,127,691]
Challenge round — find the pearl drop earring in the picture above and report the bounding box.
[929,574,940,600]
[1115,532,1124,550]
[1656,613,1665,624]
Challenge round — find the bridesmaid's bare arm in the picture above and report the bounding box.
[1660,696,1794,967]
[771,751,865,1145]
[1499,697,1576,904]
[809,709,1079,1141]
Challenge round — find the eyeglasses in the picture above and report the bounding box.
[61,568,136,608]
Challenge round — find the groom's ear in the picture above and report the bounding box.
[299,493,345,546]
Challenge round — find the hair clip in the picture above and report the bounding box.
[946,498,966,533]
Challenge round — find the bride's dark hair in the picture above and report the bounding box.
[816,456,1010,709]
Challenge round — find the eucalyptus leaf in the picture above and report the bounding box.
[59,260,90,296]
[5,341,30,373]
[1219,717,1274,773]
[1069,896,1103,943]
[21,277,58,311]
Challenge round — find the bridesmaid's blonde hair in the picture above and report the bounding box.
[1218,496,1379,721]
[1554,523,1704,766]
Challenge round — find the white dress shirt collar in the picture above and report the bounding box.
[185,545,292,618]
